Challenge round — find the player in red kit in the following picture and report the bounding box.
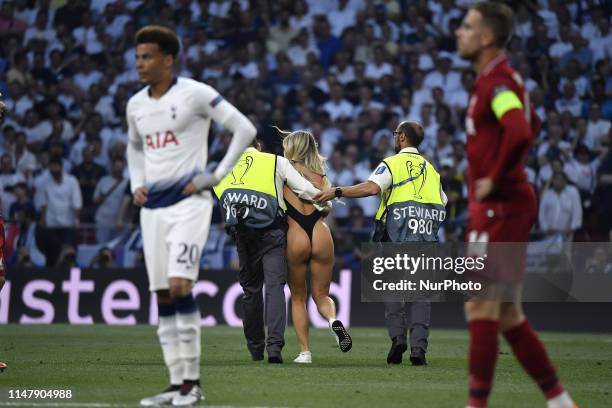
[456,3,577,408]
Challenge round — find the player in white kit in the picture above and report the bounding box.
[126,26,256,406]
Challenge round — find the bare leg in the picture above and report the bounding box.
[286,221,311,353]
[499,302,525,332]
[310,221,336,321]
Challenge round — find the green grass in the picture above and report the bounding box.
[0,325,611,407]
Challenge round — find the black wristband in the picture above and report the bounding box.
[335,187,343,198]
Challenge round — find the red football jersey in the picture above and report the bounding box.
[466,54,540,216]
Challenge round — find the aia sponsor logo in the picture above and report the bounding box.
[145,130,179,149]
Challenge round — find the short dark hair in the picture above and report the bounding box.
[135,25,180,58]
[399,121,425,148]
[471,2,514,48]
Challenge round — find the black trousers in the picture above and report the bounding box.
[234,227,288,357]
[384,301,431,352]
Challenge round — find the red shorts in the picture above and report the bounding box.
[465,195,536,282]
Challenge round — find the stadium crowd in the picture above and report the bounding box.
[0,0,610,268]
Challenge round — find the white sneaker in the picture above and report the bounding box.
[140,386,180,406]
[293,351,312,364]
[172,384,204,406]
[330,323,339,346]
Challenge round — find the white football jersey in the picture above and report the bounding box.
[127,77,235,208]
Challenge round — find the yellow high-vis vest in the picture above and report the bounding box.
[374,152,446,242]
[213,148,281,229]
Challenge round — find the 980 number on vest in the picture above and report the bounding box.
[407,218,433,235]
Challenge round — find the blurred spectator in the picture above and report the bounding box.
[0,153,25,216]
[5,200,44,267]
[23,109,52,152]
[72,144,106,222]
[346,204,372,234]
[0,1,27,37]
[364,46,393,81]
[56,245,77,268]
[72,54,103,93]
[537,125,571,167]
[539,171,583,242]
[584,245,612,274]
[8,181,34,222]
[560,31,592,71]
[23,10,55,46]
[564,144,608,198]
[555,81,582,117]
[37,157,82,266]
[439,158,466,233]
[589,18,612,63]
[53,0,87,31]
[424,55,461,94]
[585,104,611,152]
[313,15,341,69]
[323,83,353,122]
[329,0,357,38]
[93,158,128,244]
[597,140,612,235]
[559,59,588,98]
[268,10,298,54]
[11,132,37,178]
[537,157,563,192]
[550,29,572,60]
[326,149,354,224]
[89,247,115,269]
[287,29,320,68]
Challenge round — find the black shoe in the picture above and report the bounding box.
[409,347,427,366]
[268,355,283,364]
[386,335,408,364]
[251,353,264,361]
[331,320,353,352]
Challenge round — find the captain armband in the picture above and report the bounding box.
[491,87,523,120]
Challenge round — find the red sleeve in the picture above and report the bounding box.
[530,104,541,138]
[488,108,533,184]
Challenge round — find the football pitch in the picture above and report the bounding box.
[0,325,611,408]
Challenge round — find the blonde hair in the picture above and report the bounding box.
[274,126,331,190]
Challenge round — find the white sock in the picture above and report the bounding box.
[328,318,336,326]
[176,310,201,381]
[547,391,575,408]
[157,315,183,386]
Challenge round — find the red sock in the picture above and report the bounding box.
[468,320,499,408]
[503,320,564,400]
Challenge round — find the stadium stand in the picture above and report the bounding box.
[0,0,610,268]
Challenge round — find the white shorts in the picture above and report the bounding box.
[140,194,213,291]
